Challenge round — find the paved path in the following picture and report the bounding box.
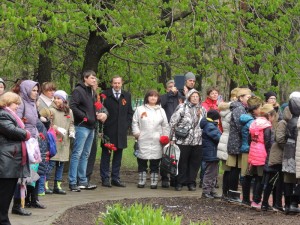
[9,182,202,225]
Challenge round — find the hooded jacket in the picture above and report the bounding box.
[248,117,272,166]
[170,89,206,146]
[69,82,96,129]
[227,100,247,155]
[17,80,40,138]
[200,117,221,162]
[240,114,255,153]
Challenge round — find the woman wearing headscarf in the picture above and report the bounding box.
[169,89,206,191]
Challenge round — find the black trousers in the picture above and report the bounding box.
[137,158,160,173]
[0,178,18,225]
[176,144,202,185]
[262,171,283,207]
[100,145,123,181]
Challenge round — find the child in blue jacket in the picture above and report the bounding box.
[200,110,221,199]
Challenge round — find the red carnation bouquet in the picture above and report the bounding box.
[160,136,170,145]
[102,135,117,154]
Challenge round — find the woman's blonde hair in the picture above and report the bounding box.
[0,92,22,107]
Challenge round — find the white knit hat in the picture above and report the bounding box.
[289,91,300,99]
[54,90,68,101]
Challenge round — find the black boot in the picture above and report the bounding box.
[30,185,47,209]
[11,198,32,216]
[53,180,66,195]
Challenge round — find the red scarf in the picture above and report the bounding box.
[4,107,27,165]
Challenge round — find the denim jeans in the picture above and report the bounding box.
[69,126,95,185]
[38,175,46,194]
[47,160,65,181]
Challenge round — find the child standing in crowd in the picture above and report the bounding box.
[200,110,222,199]
[132,90,169,189]
[46,90,74,195]
[262,106,291,211]
[239,96,263,206]
[247,104,274,209]
[37,108,53,196]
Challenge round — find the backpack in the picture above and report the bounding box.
[47,127,57,157]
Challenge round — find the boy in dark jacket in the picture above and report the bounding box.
[200,110,222,199]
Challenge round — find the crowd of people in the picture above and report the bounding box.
[0,71,300,225]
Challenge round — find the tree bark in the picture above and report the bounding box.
[37,40,53,83]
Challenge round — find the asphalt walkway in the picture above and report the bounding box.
[9,182,202,225]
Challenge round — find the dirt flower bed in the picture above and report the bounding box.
[53,196,300,225]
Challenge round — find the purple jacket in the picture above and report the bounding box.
[17,80,39,138]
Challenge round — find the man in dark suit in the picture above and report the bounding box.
[100,75,134,187]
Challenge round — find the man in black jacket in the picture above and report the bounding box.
[100,75,133,187]
[69,70,107,192]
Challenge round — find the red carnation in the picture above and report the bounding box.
[39,133,46,140]
[83,117,88,122]
[66,115,71,119]
[94,101,103,110]
[111,147,117,151]
[172,161,177,165]
[170,154,175,159]
[100,94,107,100]
[160,136,169,145]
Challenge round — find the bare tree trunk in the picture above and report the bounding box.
[158,0,172,84]
[37,40,53,83]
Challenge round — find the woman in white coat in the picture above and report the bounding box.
[132,90,169,189]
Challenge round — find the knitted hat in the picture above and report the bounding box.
[264,91,277,102]
[289,91,300,99]
[230,87,240,99]
[260,104,274,114]
[54,90,68,101]
[39,108,51,119]
[237,88,251,97]
[0,78,6,89]
[207,109,220,121]
[184,72,196,81]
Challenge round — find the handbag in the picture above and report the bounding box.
[174,103,190,139]
[174,126,189,138]
[160,144,178,176]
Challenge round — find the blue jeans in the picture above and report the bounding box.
[69,126,95,185]
[38,175,46,194]
[46,160,64,181]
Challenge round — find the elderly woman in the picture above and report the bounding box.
[132,90,169,189]
[0,92,30,225]
[170,89,206,191]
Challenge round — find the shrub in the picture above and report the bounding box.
[97,203,181,225]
